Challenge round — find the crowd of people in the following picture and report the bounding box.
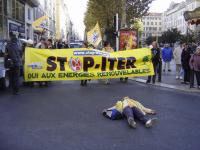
[3,31,200,95]
[147,41,200,90]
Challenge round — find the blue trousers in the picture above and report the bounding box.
[123,106,148,124]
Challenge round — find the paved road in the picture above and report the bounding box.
[0,80,200,150]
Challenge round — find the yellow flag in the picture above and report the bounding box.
[32,15,48,32]
[87,22,102,47]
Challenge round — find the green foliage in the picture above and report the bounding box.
[84,0,154,31]
[131,18,143,31]
[161,28,182,44]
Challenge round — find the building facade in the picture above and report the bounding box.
[33,0,56,41]
[163,0,200,35]
[0,0,25,39]
[141,13,163,44]
[55,0,72,41]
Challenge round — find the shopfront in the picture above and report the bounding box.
[0,0,25,39]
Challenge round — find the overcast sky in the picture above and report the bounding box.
[66,0,185,40]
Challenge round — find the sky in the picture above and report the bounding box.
[66,0,88,40]
[66,0,185,40]
[149,0,184,12]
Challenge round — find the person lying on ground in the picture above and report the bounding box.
[102,97,157,128]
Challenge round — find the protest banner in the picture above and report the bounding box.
[24,48,154,81]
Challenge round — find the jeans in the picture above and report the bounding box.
[147,62,158,83]
[123,106,148,124]
[9,66,20,92]
[163,61,171,70]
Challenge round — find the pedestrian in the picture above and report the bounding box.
[35,38,46,49]
[80,42,89,87]
[120,42,129,83]
[57,39,63,49]
[146,41,161,84]
[189,46,200,89]
[102,97,157,129]
[4,32,22,95]
[173,44,183,79]
[162,44,173,72]
[181,44,191,84]
[102,41,114,84]
[46,39,54,49]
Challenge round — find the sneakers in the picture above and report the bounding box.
[145,118,157,128]
[179,76,183,80]
[176,76,179,79]
[128,117,137,128]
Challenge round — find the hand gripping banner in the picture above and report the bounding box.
[24,48,154,81]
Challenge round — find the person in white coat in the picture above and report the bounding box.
[173,44,183,79]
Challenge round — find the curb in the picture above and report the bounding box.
[130,78,200,93]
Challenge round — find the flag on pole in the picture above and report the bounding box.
[87,22,102,47]
[32,15,48,32]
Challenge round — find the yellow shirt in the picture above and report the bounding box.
[114,98,152,115]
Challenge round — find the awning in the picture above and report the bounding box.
[184,7,200,25]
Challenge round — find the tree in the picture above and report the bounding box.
[84,0,154,31]
[126,0,154,26]
[161,28,182,44]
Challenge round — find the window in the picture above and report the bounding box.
[159,22,161,25]
[0,15,3,32]
[0,0,2,14]
[28,8,31,20]
[155,22,157,25]
[147,22,149,25]
[12,0,15,18]
[151,22,153,25]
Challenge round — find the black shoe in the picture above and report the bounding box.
[146,80,150,84]
[128,117,136,128]
[13,91,19,95]
[181,81,188,85]
[190,85,195,88]
[125,78,128,83]
[168,69,171,72]
[152,81,155,84]
[163,69,165,72]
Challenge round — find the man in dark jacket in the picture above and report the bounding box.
[5,32,22,95]
[181,44,191,84]
[146,41,161,84]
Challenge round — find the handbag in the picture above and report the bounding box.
[4,57,14,68]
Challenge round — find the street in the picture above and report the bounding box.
[0,80,200,150]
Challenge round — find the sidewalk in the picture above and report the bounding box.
[131,61,200,93]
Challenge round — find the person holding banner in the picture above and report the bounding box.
[81,42,90,86]
[102,41,114,84]
[120,42,129,83]
[146,41,161,84]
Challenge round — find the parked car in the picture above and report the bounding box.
[0,40,9,90]
[69,43,83,48]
